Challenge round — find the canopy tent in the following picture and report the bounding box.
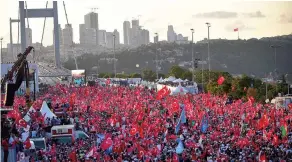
[184,79,189,82]
[171,85,188,95]
[167,76,176,82]
[40,101,56,120]
[173,78,184,83]
[158,77,164,83]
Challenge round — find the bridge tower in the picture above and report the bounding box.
[19,1,61,68]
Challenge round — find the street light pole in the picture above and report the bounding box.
[155,33,159,80]
[206,22,211,82]
[270,45,281,92]
[113,34,116,78]
[190,29,194,82]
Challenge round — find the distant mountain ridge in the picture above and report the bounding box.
[63,34,292,79]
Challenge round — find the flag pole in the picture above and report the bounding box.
[238,29,239,40]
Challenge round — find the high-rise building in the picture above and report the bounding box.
[123,21,130,45]
[113,29,120,46]
[141,29,150,45]
[62,24,73,47]
[84,28,97,46]
[84,12,99,45]
[106,32,114,48]
[25,28,32,46]
[79,24,86,45]
[132,19,139,29]
[53,24,63,47]
[154,35,159,43]
[167,25,177,42]
[98,30,107,46]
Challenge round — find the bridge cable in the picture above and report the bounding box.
[39,1,49,61]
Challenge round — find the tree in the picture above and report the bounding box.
[168,65,186,78]
[182,71,192,81]
[130,73,142,78]
[142,69,156,81]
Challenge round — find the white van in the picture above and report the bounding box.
[51,125,89,144]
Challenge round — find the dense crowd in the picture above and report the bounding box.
[1,84,292,162]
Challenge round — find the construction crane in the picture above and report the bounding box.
[1,46,34,106]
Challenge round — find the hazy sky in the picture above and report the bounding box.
[0,0,292,47]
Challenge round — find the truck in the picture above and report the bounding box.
[51,125,89,144]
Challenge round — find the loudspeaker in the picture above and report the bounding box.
[4,83,17,106]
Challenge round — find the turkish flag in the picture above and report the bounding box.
[16,118,28,128]
[130,126,138,136]
[217,76,225,85]
[7,109,21,120]
[69,150,77,162]
[234,28,238,32]
[100,137,113,150]
[24,138,31,149]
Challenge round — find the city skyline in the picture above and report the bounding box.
[0,0,292,47]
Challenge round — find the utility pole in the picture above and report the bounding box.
[206,22,211,82]
[190,29,194,82]
[113,34,116,78]
[155,33,159,80]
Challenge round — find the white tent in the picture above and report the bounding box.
[158,77,164,83]
[184,79,189,82]
[171,85,188,95]
[40,101,56,120]
[167,76,176,82]
[23,106,36,122]
[173,78,184,83]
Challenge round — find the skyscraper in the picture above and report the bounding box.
[53,24,63,47]
[98,30,107,46]
[123,21,130,45]
[113,29,120,46]
[84,12,99,45]
[62,24,73,47]
[79,24,86,45]
[154,35,159,43]
[106,32,114,48]
[25,28,32,46]
[141,29,150,45]
[132,19,139,29]
[167,25,177,42]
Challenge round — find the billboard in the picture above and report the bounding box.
[71,70,86,86]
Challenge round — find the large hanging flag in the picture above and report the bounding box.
[201,114,209,133]
[280,122,288,137]
[156,86,170,100]
[175,105,187,134]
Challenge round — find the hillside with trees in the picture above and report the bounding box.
[63,34,292,80]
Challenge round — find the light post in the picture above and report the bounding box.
[155,33,159,80]
[113,34,116,78]
[270,45,281,92]
[205,22,211,82]
[190,29,194,82]
[286,74,290,94]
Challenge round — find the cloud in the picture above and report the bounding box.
[279,14,292,23]
[242,11,266,18]
[193,11,238,19]
[225,20,255,31]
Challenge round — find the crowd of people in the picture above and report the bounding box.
[1,83,292,161]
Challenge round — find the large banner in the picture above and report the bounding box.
[71,70,86,86]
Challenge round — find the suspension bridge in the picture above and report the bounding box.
[4,1,74,85]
